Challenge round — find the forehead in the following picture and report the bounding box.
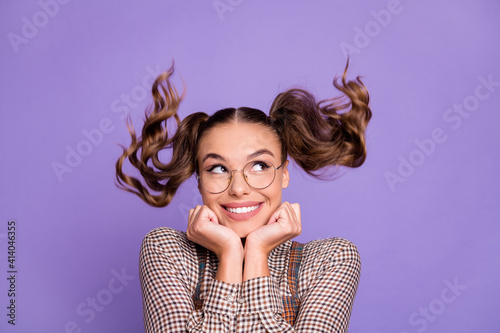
[197,123,281,161]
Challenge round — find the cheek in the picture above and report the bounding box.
[200,191,217,208]
[199,192,229,220]
[264,183,283,206]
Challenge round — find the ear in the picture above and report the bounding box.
[196,174,203,193]
[281,160,290,189]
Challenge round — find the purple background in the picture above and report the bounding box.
[1,1,499,332]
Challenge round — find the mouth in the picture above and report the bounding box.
[221,202,264,221]
[224,204,260,214]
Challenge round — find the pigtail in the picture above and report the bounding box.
[115,63,209,207]
[269,59,371,177]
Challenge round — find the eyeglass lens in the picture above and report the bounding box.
[199,161,277,193]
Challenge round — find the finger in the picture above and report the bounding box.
[203,205,219,224]
[290,203,302,235]
[268,202,294,226]
[188,206,199,219]
[279,203,301,236]
[282,202,299,223]
[281,202,296,221]
[267,204,284,224]
[188,208,195,225]
[189,205,200,218]
[188,205,203,227]
[291,203,301,221]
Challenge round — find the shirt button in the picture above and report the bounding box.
[225,295,235,303]
[237,297,245,304]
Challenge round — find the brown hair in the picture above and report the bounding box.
[115,60,371,207]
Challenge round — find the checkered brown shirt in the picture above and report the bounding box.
[140,227,361,332]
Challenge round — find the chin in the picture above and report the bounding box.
[230,225,255,239]
[227,222,263,239]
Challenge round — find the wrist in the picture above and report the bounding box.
[243,245,270,281]
[214,238,244,260]
[244,236,271,258]
[216,250,243,284]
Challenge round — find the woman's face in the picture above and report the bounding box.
[196,122,289,238]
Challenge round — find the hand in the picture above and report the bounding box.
[245,202,302,257]
[187,205,243,259]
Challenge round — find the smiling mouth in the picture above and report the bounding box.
[224,204,261,214]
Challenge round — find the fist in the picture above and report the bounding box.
[246,202,302,256]
[186,205,242,258]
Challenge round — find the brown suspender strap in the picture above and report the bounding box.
[281,241,304,327]
[192,241,304,327]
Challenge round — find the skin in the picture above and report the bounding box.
[187,122,302,284]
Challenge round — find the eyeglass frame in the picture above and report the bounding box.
[196,159,287,194]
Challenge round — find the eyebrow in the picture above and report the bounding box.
[248,148,275,160]
[201,153,227,164]
[201,149,275,164]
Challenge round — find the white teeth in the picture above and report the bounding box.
[226,205,260,214]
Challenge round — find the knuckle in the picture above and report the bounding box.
[192,221,201,231]
[284,224,294,234]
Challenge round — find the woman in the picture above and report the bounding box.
[116,61,371,332]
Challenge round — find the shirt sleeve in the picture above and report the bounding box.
[139,229,194,332]
[293,238,361,332]
[139,228,244,333]
[235,238,361,332]
[238,276,292,332]
[188,278,242,332]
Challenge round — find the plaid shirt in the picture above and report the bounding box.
[140,227,361,332]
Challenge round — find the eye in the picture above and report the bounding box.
[206,165,228,174]
[249,161,271,172]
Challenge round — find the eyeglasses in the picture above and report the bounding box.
[196,160,286,194]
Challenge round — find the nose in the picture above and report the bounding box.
[228,170,251,196]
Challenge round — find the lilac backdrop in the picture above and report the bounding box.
[1,1,499,332]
